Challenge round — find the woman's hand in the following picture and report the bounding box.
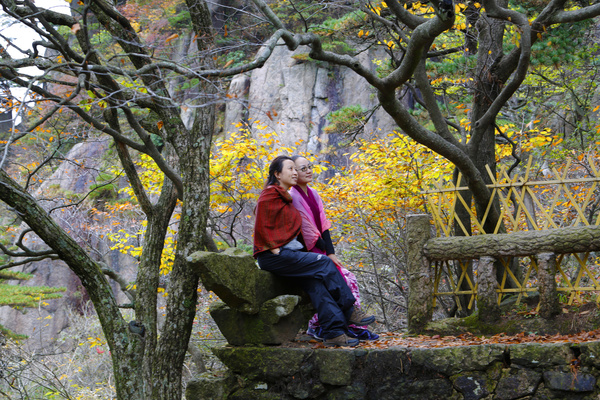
[270,248,280,255]
[327,253,342,267]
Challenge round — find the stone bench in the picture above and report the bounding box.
[187,247,313,345]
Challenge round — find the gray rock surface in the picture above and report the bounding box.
[187,340,600,400]
[188,247,312,345]
[224,42,396,155]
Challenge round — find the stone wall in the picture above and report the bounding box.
[187,340,600,400]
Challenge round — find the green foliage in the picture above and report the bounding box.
[90,29,114,47]
[321,40,356,55]
[270,3,363,56]
[222,50,247,69]
[531,20,592,66]
[88,172,119,202]
[324,105,368,135]
[0,283,64,308]
[310,10,366,40]
[271,0,331,31]
[0,270,33,281]
[0,260,65,339]
[168,10,191,28]
[0,324,27,340]
[318,11,366,32]
[427,54,477,76]
[0,281,65,339]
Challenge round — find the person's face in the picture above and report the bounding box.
[275,159,298,190]
[294,157,313,185]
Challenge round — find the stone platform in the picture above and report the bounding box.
[186,338,600,400]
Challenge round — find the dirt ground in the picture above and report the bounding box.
[424,295,600,337]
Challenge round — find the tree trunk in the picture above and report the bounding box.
[152,1,216,392]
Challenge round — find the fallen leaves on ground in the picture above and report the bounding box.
[356,330,600,349]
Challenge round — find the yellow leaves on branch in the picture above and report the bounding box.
[402,1,434,16]
[210,122,301,213]
[85,336,105,349]
[317,133,452,244]
[495,121,562,159]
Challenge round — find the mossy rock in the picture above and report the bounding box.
[185,371,237,400]
[188,247,307,314]
[210,296,312,345]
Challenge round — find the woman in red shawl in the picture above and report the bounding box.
[254,156,375,347]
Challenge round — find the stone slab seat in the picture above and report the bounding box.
[187,247,313,345]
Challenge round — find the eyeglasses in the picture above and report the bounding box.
[298,164,313,173]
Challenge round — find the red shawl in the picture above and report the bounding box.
[253,185,303,257]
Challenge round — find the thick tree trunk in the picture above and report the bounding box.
[0,170,147,399]
[452,171,474,316]
[152,129,213,398]
[466,0,506,233]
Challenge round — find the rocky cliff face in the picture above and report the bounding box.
[224,42,396,165]
[0,139,138,347]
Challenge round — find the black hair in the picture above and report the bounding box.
[265,155,294,188]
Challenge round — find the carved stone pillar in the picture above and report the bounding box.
[407,214,433,332]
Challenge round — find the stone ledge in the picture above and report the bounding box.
[187,340,600,400]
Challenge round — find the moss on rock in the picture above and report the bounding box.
[315,349,355,386]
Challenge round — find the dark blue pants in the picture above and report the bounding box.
[257,249,356,339]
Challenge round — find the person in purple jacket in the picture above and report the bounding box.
[290,155,378,341]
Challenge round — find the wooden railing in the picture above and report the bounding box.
[407,156,600,331]
[406,215,600,331]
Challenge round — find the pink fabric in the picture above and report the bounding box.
[290,186,331,252]
[290,185,362,330]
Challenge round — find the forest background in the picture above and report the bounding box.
[0,0,599,399]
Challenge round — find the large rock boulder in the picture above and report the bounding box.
[210,295,312,346]
[187,247,313,345]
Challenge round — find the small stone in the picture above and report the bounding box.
[543,370,596,392]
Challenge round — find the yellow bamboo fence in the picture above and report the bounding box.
[422,156,600,310]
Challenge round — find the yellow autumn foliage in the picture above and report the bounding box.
[104,118,564,273]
